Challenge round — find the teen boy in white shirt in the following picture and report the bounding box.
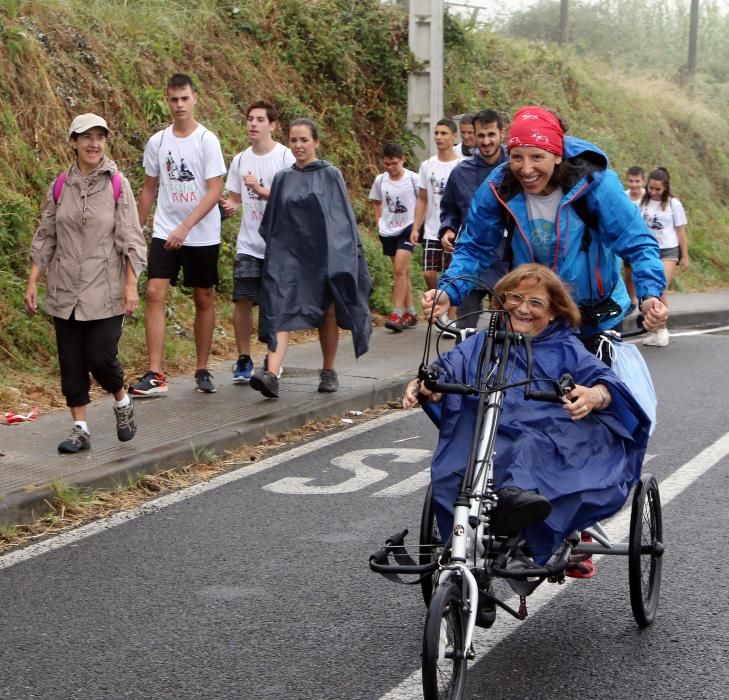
[220,100,295,383]
[130,73,226,396]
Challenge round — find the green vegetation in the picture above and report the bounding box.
[1,0,728,408]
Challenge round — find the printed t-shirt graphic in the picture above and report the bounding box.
[417,156,461,241]
[525,188,562,264]
[640,198,687,249]
[143,124,226,247]
[226,143,295,258]
[368,169,418,237]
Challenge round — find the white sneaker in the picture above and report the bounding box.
[437,313,457,339]
[655,327,670,346]
[643,329,669,346]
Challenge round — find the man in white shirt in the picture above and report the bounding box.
[411,118,461,293]
[219,100,295,383]
[130,73,226,396]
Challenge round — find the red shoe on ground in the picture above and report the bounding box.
[402,312,418,328]
[385,312,404,332]
[565,533,595,579]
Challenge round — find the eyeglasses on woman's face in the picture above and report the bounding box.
[501,291,550,311]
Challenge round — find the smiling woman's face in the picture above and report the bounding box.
[509,146,562,196]
[502,277,554,336]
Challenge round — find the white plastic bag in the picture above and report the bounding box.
[596,334,657,435]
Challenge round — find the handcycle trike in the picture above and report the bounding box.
[369,304,664,700]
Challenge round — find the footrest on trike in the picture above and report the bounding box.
[369,528,440,585]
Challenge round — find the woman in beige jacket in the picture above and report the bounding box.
[24,113,147,453]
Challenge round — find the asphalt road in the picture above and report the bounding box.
[1,331,728,700]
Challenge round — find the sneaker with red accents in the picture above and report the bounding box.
[402,312,418,329]
[129,370,168,397]
[566,533,595,579]
[385,312,404,332]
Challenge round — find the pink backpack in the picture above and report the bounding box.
[52,171,123,206]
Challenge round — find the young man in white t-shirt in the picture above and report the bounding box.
[411,118,461,299]
[219,100,295,383]
[453,113,476,158]
[368,142,419,332]
[130,73,226,397]
[621,165,647,313]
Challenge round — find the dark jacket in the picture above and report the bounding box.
[258,160,372,357]
[439,146,508,288]
[429,320,650,563]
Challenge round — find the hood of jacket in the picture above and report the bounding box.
[292,159,331,172]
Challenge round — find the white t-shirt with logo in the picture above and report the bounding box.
[640,197,687,250]
[525,188,562,265]
[143,124,227,247]
[417,156,461,241]
[368,169,418,237]
[226,143,295,258]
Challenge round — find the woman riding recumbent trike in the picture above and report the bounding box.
[368,265,663,699]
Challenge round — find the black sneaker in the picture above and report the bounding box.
[58,426,91,454]
[194,368,216,393]
[249,369,279,398]
[491,487,552,536]
[128,370,168,397]
[113,401,137,442]
[318,369,339,393]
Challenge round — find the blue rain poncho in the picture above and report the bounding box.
[428,320,652,562]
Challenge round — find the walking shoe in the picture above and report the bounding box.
[437,313,457,340]
[263,357,284,379]
[566,533,596,579]
[194,368,216,393]
[642,330,667,347]
[58,425,91,454]
[113,401,137,442]
[128,370,168,397]
[249,369,279,398]
[654,327,670,346]
[402,312,418,329]
[385,312,404,332]
[491,486,552,536]
[318,369,339,393]
[232,355,254,384]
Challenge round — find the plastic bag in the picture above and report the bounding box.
[596,335,657,435]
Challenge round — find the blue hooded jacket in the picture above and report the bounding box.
[427,321,651,563]
[439,137,666,332]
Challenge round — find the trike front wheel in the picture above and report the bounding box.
[419,483,445,606]
[629,473,663,627]
[422,579,467,700]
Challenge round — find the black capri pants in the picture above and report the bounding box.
[54,312,125,408]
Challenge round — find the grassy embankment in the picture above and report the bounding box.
[1,1,728,412]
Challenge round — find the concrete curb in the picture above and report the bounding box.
[0,374,412,527]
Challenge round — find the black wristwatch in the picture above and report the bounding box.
[639,295,658,308]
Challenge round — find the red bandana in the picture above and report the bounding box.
[507,107,564,156]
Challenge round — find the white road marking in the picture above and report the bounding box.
[0,409,415,571]
[378,434,729,699]
[263,448,431,495]
[372,468,431,498]
[670,325,729,336]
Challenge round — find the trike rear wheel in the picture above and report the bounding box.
[628,473,663,627]
[422,579,467,700]
[419,483,445,606]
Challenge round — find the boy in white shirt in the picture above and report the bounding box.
[411,118,461,302]
[622,165,647,313]
[220,100,295,382]
[131,73,226,397]
[369,142,419,332]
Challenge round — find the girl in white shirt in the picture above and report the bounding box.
[640,167,689,346]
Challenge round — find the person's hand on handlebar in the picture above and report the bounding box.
[563,383,611,421]
[402,378,441,409]
[421,289,452,321]
[639,297,668,331]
